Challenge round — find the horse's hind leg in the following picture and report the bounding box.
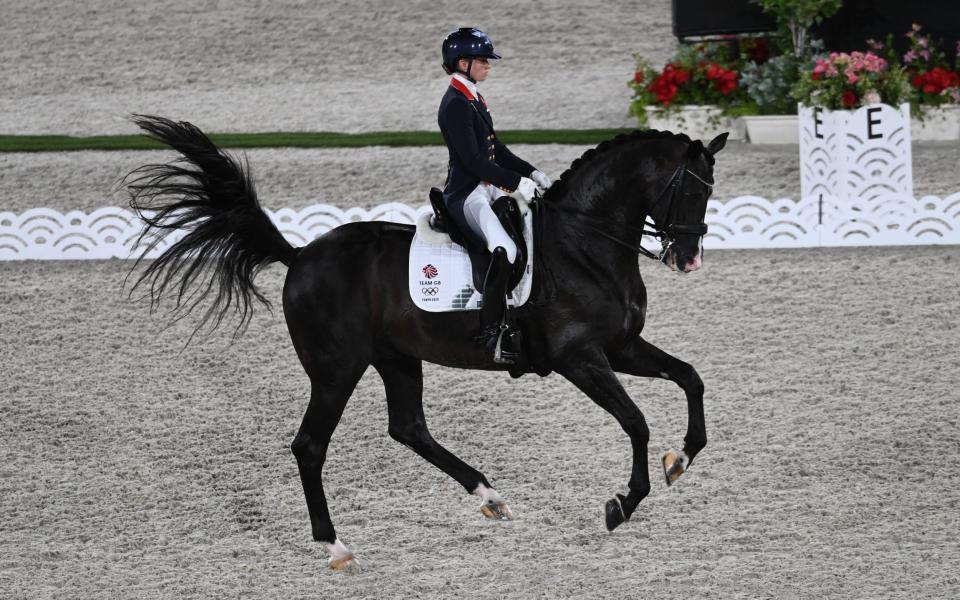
[609,336,706,486]
[291,365,367,572]
[375,355,513,521]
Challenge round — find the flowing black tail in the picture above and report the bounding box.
[125,114,298,337]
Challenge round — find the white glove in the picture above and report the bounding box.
[514,177,537,202]
[530,169,552,190]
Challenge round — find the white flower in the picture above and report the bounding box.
[864,90,882,105]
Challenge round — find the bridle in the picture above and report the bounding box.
[538,158,713,262]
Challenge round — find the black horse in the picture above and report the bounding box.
[125,115,727,571]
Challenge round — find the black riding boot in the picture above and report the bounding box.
[474,246,519,364]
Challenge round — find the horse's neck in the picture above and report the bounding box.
[539,185,645,283]
[553,174,648,244]
[564,147,651,216]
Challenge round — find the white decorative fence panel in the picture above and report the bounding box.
[2,196,959,260]
[799,103,913,203]
[703,194,960,249]
[0,203,430,261]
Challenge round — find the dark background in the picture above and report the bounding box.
[673,0,960,58]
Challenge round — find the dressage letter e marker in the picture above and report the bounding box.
[867,107,882,140]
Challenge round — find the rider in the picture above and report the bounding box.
[438,27,552,364]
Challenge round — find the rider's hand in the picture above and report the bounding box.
[530,170,552,190]
[515,177,537,202]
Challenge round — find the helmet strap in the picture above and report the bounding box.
[460,58,477,83]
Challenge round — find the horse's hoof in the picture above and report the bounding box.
[605,494,627,531]
[480,498,514,521]
[328,553,362,574]
[325,539,361,574]
[662,449,687,486]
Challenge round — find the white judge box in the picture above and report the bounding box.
[799,102,913,204]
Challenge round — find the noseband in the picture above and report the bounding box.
[640,161,713,261]
[539,159,713,262]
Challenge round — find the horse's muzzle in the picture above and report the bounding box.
[663,246,702,273]
[682,254,702,272]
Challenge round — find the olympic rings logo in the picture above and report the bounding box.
[421,287,439,296]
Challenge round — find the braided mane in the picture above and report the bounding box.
[541,129,698,201]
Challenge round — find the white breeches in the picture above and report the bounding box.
[462,183,518,264]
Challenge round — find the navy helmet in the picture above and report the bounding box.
[441,27,501,74]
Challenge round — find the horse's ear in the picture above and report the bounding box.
[706,132,729,156]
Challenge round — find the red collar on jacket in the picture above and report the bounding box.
[450,74,487,107]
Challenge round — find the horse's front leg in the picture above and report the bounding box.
[557,350,651,531]
[608,336,706,486]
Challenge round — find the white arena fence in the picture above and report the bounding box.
[1,195,959,260]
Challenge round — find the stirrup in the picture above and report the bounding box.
[493,329,518,364]
[475,325,518,365]
[494,325,523,365]
[474,324,500,347]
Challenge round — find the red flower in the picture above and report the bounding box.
[715,75,738,95]
[648,71,680,106]
[646,63,692,106]
[650,80,678,106]
[703,63,738,95]
[664,64,690,85]
[811,71,822,81]
[842,89,858,108]
[931,67,960,89]
[634,70,644,84]
[911,67,960,95]
[704,62,722,80]
[744,38,770,64]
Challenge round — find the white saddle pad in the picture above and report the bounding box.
[408,211,534,312]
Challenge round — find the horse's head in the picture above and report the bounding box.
[542,130,727,273]
[647,133,727,274]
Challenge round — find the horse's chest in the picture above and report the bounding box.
[621,299,646,335]
[587,296,645,340]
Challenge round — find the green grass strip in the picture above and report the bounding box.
[0,128,636,153]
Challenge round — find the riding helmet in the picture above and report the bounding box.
[441,27,501,74]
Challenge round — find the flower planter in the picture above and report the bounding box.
[799,103,913,203]
[644,105,742,141]
[911,105,960,141]
[740,115,799,144]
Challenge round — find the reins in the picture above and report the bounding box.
[537,160,713,262]
[538,201,666,259]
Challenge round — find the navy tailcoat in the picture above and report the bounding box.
[437,82,534,250]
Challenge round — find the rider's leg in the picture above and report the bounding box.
[462,185,518,362]
[462,184,518,263]
[473,246,517,362]
[477,245,511,329]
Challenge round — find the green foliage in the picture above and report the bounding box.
[751,0,843,57]
[740,54,815,114]
[752,0,842,28]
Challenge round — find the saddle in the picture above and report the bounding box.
[428,187,528,293]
